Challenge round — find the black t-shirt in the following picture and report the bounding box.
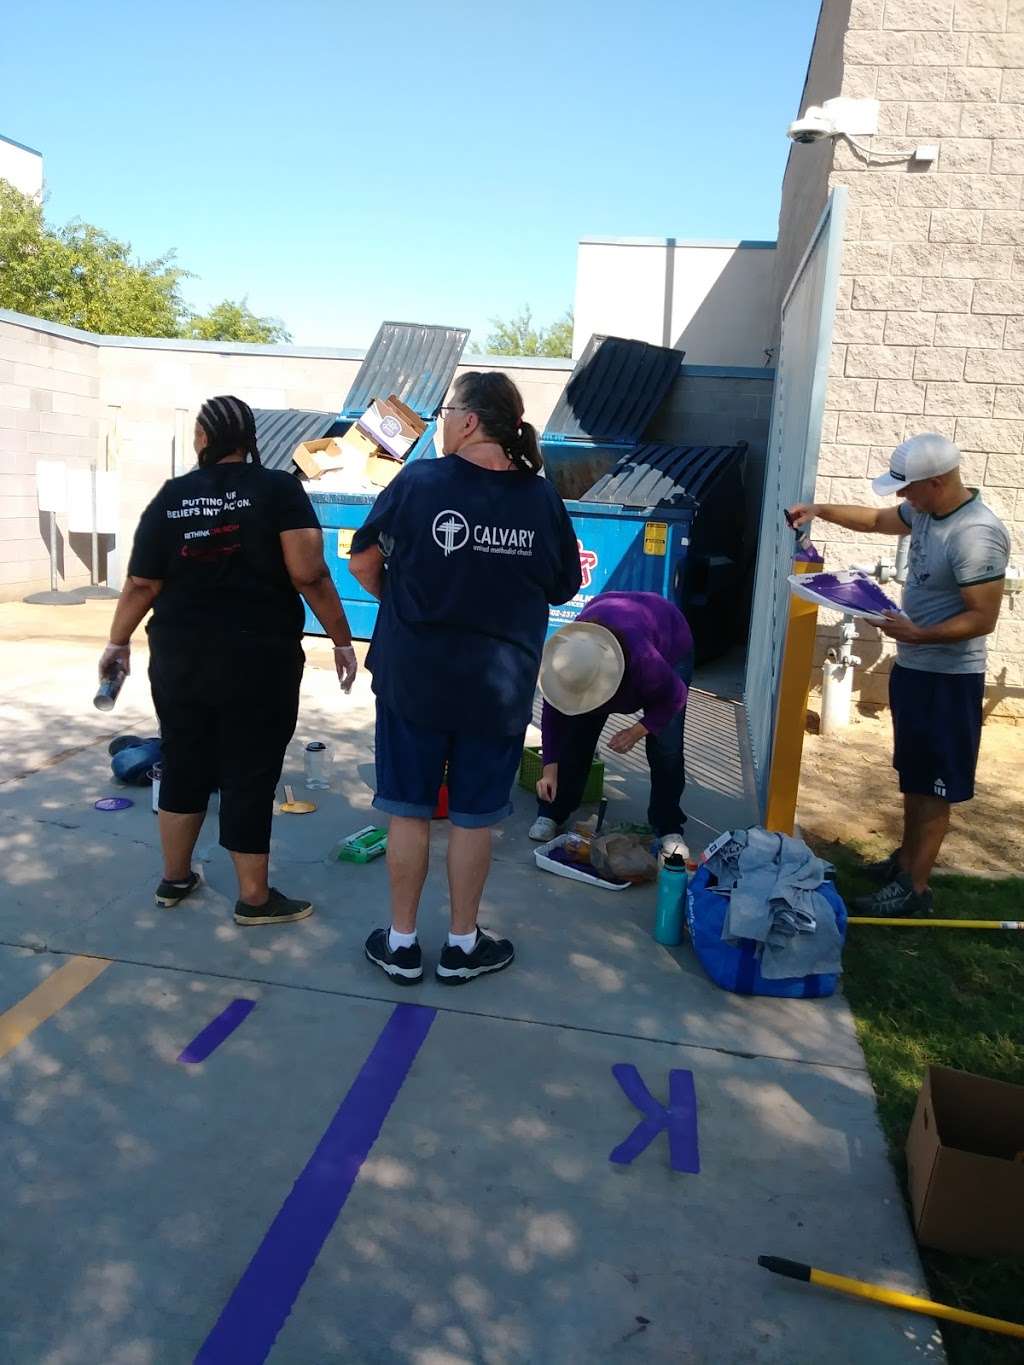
[350,455,583,734]
[127,462,320,639]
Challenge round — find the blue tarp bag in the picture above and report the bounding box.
[685,864,847,999]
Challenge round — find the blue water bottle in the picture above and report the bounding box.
[654,855,688,945]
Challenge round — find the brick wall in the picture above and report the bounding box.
[800,0,1024,719]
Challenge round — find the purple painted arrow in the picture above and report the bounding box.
[609,1064,700,1173]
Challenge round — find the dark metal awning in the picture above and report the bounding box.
[542,335,684,445]
[584,442,748,508]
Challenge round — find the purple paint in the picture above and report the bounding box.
[546,846,627,885]
[194,1002,436,1365]
[178,998,257,1064]
[794,540,824,564]
[791,570,902,618]
[609,1064,700,1174]
[95,797,133,812]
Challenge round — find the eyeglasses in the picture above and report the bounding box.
[439,404,468,416]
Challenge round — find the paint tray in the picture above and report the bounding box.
[534,834,630,892]
[330,825,388,863]
[788,569,902,620]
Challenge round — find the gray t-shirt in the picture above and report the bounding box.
[897,493,1009,674]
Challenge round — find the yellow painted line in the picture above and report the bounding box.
[0,956,112,1059]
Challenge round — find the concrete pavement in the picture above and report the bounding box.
[0,602,943,1364]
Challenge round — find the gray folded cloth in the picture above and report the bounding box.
[706,827,842,981]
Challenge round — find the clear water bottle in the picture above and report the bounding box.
[304,741,331,790]
[94,665,127,712]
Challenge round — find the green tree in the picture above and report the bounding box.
[0,180,290,342]
[485,307,574,358]
[0,180,187,336]
[186,297,291,344]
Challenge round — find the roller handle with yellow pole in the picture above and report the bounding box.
[849,917,1024,929]
[758,1256,1024,1340]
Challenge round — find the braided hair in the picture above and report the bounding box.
[452,371,543,475]
[196,395,260,467]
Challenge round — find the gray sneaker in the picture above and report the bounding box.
[854,875,933,917]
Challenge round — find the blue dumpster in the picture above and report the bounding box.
[571,441,749,661]
[254,321,468,638]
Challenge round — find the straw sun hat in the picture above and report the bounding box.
[539,622,625,717]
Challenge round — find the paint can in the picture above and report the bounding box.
[150,763,162,813]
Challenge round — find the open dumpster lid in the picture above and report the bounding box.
[583,441,747,509]
[253,408,338,473]
[542,335,683,444]
[340,321,470,421]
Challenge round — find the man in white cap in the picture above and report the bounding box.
[788,432,1010,916]
[531,591,693,857]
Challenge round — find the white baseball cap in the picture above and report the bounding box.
[871,432,961,495]
[539,622,625,716]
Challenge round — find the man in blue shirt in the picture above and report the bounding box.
[349,371,582,985]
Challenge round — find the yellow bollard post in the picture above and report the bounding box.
[764,543,824,835]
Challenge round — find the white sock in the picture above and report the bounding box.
[388,927,417,951]
[448,929,478,954]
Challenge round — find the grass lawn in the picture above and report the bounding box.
[817,840,1024,1365]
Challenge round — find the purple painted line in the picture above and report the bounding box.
[178,998,257,1064]
[194,1002,436,1365]
[609,1064,700,1173]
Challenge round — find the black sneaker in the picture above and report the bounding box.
[435,928,515,985]
[364,928,424,985]
[234,887,314,927]
[155,871,201,908]
[854,875,933,917]
[863,849,904,884]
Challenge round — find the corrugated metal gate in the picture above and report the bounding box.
[743,188,848,813]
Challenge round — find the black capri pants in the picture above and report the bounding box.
[149,629,304,854]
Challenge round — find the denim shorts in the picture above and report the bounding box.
[373,704,525,829]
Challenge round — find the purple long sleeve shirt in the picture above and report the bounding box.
[541,592,693,764]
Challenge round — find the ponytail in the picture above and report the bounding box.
[451,371,543,474]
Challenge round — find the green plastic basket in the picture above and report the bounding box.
[518,745,604,804]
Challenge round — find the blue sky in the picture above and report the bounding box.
[1,0,821,349]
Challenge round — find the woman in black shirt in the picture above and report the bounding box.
[100,395,355,926]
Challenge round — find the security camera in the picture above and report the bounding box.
[787,98,880,145]
[787,107,835,144]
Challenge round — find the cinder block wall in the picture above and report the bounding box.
[0,314,774,607]
[780,0,1024,720]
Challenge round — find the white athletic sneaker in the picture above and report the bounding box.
[660,833,690,860]
[529,816,566,842]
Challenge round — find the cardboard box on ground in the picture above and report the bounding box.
[905,1065,1024,1258]
[292,396,427,492]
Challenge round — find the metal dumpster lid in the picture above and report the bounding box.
[340,321,470,420]
[583,441,747,508]
[542,335,683,444]
[253,408,338,473]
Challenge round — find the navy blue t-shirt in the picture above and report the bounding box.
[350,456,582,734]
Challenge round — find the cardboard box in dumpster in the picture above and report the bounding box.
[905,1064,1024,1258]
[357,395,426,460]
[293,426,378,481]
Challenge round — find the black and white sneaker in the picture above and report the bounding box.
[863,849,903,884]
[234,887,313,927]
[854,875,933,917]
[364,928,424,985]
[435,928,515,985]
[155,871,201,908]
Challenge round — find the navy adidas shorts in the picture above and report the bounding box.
[889,663,984,804]
[373,704,525,829]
